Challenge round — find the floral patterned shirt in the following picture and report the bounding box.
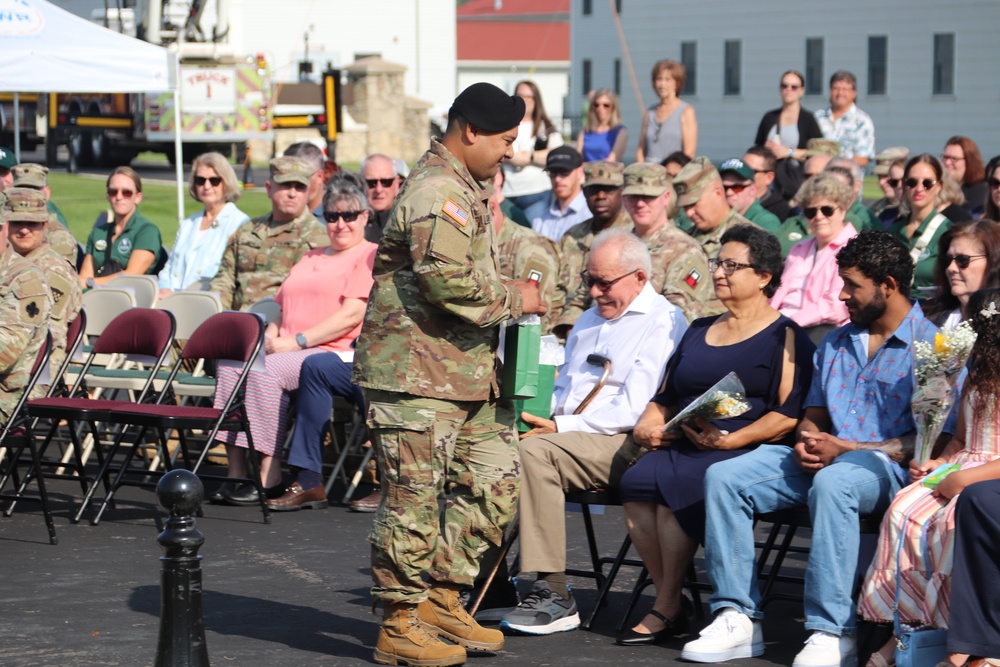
[815,103,876,161]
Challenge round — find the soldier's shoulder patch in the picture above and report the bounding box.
[11,267,48,301]
[442,198,470,227]
[684,267,703,288]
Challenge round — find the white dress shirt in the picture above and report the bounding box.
[552,281,687,435]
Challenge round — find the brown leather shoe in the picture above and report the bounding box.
[349,488,381,513]
[266,482,328,511]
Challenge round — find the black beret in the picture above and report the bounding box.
[449,82,525,133]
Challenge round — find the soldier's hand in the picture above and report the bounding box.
[508,280,547,315]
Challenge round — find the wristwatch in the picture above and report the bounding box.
[295,333,308,349]
[85,277,95,289]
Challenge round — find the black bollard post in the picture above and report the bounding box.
[154,470,210,667]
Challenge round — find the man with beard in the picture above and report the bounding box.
[682,232,942,667]
[528,146,591,242]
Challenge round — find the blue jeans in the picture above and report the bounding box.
[702,444,903,635]
[286,353,365,474]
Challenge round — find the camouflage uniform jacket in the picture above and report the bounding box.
[640,222,713,322]
[552,207,633,331]
[45,216,79,269]
[496,217,560,334]
[353,139,524,400]
[23,243,82,378]
[210,209,329,311]
[0,245,52,425]
[689,208,755,261]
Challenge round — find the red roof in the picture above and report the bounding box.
[457,0,569,17]
[457,21,569,62]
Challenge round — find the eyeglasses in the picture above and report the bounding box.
[780,83,802,90]
[905,178,938,190]
[580,268,638,291]
[988,178,1000,190]
[946,253,987,269]
[722,182,751,194]
[708,258,756,275]
[940,154,965,163]
[594,102,612,108]
[107,187,135,198]
[888,178,902,188]
[366,178,396,189]
[324,210,364,223]
[804,205,837,219]
[194,175,223,187]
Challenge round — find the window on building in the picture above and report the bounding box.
[868,36,888,95]
[583,59,592,97]
[614,59,621,95]
[933,33,955,95]
[724,40,741,96]
[583,0,592,15]
[680,41,697,95]
[805,38,824,95]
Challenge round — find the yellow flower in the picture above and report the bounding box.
[933,333,946,356]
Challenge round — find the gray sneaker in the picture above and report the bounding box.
[499,581,580,635]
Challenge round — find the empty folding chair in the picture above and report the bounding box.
[106,274,160,308]
[247,296,281,325]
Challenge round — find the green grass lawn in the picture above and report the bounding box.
[48,172,275,246]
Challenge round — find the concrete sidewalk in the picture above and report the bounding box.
[0,477,820,667]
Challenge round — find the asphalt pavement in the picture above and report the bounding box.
[0,471,840,667]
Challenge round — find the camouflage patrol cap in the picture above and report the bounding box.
[1,187,49,223]
[672,156,720,207]
[269,156,315,186]
[584,161,624,188]
[622,163,669,196]
[718,157,754,182]
[805,138,841,158]
[12,163,48,189]
[873,146,909,176]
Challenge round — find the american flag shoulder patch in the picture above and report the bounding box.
[442,199,470,227]
[684,268,702,288]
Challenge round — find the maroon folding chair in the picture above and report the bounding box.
[25,308,176,522]
[93,311,270,525]
[0,331,57,544]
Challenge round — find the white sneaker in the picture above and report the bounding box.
[792,631,857,667]
[680,608,764,663]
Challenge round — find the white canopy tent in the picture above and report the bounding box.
[0,0,185,217]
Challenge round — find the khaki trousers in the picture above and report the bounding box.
[517,431,643,574]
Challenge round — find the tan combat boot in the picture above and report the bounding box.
[418,585,505,652]
[374,601,467,667]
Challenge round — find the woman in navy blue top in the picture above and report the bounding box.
[614,224,815,646]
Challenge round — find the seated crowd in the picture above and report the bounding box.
[4,63,1000,667]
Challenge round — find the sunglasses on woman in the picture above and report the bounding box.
[324,210,363,223]
[194,176,223,187]
[888,178,902,188]
[804,205,837,219]
[780,83,802,90]
[946,254,987,269]
[107,188,135,198]
[988,178,1000,190]
[904,178,938,190]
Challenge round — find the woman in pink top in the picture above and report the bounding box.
[211,178,378,506]
[770,174,857,344]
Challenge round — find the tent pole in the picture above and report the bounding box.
[13,93,20,162]
[173,57,184,222]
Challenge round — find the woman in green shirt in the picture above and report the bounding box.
[888,154,952,289]
[78,166,162,289]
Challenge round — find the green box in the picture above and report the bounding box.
[515,365,556,432]
[501,319,541,399]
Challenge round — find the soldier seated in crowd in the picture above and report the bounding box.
[499,230,689,636]
[210,156,329,311]
[11,163,79,270]
[283,141,329,220]
[675,157,756,263]
[551,161,632,339]
[3,188,82,381]
[0,191,52,425]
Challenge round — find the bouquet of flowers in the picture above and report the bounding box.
[911,320,977,464]
[663,371,751,433]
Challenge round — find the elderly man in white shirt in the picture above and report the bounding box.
[500,228,688,636]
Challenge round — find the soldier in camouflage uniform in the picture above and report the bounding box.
[0,192,53,426]
[352,83,545,667]
[3,189,82,381]
[551,161,632,338]
[675,156,759,261]
[489,172,560,333]
[11,163,78,269]
[209,157,329,311]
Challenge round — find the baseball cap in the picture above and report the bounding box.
[718,157,755,182]
[545,146,583,172]
[0,146,15,170]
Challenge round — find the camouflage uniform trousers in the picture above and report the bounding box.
[363,388,520,604]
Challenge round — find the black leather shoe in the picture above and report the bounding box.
[222,482,284,507]
[208,482,238,505]
[614,597,692,646]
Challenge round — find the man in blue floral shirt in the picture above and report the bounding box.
[682,232,937,667]
[815,71,875,170]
